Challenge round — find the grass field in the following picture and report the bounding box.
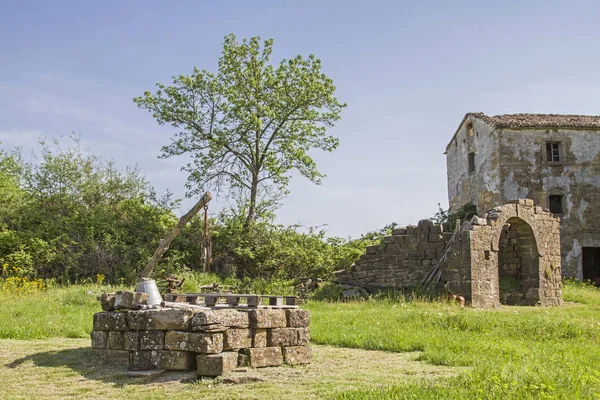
[1,281,599,399]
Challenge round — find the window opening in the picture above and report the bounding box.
[468,152,475,173]
[548,194,563,214]
[546,142,561,162]
[466,122,474,137]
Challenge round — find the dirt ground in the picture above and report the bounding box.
[0,338,461,400]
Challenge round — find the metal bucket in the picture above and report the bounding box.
[135,278,163,306]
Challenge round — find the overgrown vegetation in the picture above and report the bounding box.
[431,202,478,231]
[0,138,386,285]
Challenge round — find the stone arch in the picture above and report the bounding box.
[497,217,540,305]
[463,199,563,307]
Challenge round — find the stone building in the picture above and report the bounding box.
[445,113,600,281]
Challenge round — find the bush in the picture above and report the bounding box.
[0,138,180,284]
[432,203,477,231]
[0,137,395,284]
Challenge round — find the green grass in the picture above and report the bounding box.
[305,283,600,399]
[1,280,600,398]
[0,284,115,339]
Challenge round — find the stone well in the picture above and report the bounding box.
[91,305,311,377]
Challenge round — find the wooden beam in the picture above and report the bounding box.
[140,192,212,279]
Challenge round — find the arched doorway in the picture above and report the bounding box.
[497,217,540,305]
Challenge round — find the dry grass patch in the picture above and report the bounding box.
[0,339,460,400]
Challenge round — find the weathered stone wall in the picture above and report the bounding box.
[91,307,311,377]
[446,114,600,280]
[441,200,563,308]
[498,225,522,276]
[497,128,600,279]
[445,115,502,213]
[334,220,451,289]
[335,198,562,308]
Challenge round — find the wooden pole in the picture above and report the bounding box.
[140,192,212,279]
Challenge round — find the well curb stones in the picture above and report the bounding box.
[91,308,311,377]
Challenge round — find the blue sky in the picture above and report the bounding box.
[1,0,600,237]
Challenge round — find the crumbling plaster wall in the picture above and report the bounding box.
[498,129,600,278]
[446,117,502,213]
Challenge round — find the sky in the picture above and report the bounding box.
[1,0,600,238]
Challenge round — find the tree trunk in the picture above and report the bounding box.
[244,174,258,229]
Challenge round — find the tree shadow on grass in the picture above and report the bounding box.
[5,347,195,386]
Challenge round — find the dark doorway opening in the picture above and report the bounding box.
[582,247,600,285]
[498,217,540,305]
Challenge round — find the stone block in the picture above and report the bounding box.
[252,328,267,348]
[267,328,294,347]
[94,312,128,331]
[92,349,130,362]
[114,291,149,310]
[366,245,378,254]
[223,328,252,350]
[246,347,283,368]
[124,331,139,351]
[125,369,166,380]
[140,330,165,350]
[191,309,249,330]
[267,328,310,347]
[130,350,196,371]
[408,251,424,260]
[93,312,128,331]
[382,236,395,244]
[109,312,129,330]
[534,206,544,214]
[430,225,443,234]
[91,330,108,349]
[108,331,125,350]
[164,330,223,354]
[156,350,197,370]
[129,350,154,370]
[285,309,310,327]
[428,234,443,242]
[248,309,287,328]
[93,312,110,331]
[296,327,310,345]
[197,352,238,377]
[98,293,116,311]
[127,309,194,331]
[283,346,312,365]
[392,228,407,235]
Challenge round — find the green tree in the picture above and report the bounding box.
[0,148,25,231]
[134,34,346,226]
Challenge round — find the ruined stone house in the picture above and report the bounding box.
[334,199,563,307]
[445,113,600,282]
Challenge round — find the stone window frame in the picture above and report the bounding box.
[544,141,563,164]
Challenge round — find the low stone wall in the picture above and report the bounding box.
[91,307,311,377]
[334,220,451,289]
